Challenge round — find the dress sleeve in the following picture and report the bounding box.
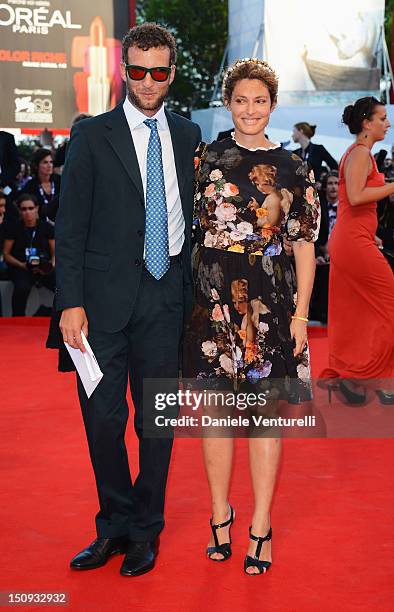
[285,155,321,242]
[192,142,208,242]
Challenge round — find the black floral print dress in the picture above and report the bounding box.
[183,136,320,400]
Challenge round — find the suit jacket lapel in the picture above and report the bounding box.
[104,104,144,203]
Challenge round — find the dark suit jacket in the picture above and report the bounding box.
[293,143,338,180]
[55,103,201,333]
[0,131,19,186]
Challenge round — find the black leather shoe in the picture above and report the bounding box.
[70,537,129,570]
[120,539,159,577]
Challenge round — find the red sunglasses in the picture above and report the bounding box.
[125,64,172,82]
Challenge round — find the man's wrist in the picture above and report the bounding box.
[63,306,84,312]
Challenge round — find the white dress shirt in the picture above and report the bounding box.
[123,97,184,256]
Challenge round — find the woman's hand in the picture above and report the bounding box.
[290,318,308,356]
[374,235,383,249]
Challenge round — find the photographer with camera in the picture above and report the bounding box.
[3,193,55,316]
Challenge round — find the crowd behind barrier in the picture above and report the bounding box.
[0,119,393,318]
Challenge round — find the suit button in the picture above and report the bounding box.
[135,258,141,266]
[137,229,143,237]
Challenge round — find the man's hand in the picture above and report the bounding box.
[60,307,88,352]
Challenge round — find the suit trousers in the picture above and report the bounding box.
[77,258,184,541]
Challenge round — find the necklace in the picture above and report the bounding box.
[38,181,55,206]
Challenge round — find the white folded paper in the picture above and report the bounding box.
[64,331,103,398]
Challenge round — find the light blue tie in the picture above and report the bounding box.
[143,118,170,280]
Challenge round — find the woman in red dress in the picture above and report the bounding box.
[323,97,394,404]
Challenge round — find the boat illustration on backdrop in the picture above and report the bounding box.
[302,11,381,91]
[303,50,380,91]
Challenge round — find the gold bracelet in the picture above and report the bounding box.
[291,315,309,322]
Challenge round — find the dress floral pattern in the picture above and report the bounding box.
[183,137,320,399]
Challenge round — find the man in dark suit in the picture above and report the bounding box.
[0,131,20,188]
[56,23,201,577]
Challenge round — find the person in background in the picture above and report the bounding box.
[316,171,339,259]
[6,160,32,224]
[383,156,394,179]
[2,193,55,316]
[322,97,394,405]
[0,192,7,274]
[377,191,394,271]
[24,149,61,217]
[0,193,7,315]
[0,131,20,190]
[292,122,338,181]
[374,149,387,173]
[53,114,93,175]
[14,160,31,192]
[309,172,339,323]
[0,192,6,243]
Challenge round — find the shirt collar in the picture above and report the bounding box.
[123,97,168,130]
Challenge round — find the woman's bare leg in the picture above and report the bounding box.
[203,436,234,560]
[246,435,281,574]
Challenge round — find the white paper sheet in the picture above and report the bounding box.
[64,331,103,398]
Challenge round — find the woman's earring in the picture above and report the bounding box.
[364,132,368,139]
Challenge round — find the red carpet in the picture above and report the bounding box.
[1,319,394,611]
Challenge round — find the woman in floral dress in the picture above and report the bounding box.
[183,59,320,575]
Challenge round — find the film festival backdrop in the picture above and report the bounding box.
[0,0,130,132]
[263,0,385,103]
[195,0,388,158]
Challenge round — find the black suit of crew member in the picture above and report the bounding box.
[55,23,201,577]
[292,121,338,181]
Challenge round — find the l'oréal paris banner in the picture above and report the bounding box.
[264,0,385,104]
[0,0,129,129]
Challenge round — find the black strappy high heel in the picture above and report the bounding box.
[244,526,272,575]
[206,505,235,562]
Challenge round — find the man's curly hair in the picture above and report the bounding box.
[122,22,177,65]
